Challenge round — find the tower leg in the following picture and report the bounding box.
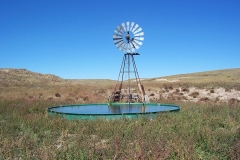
[111,55,126,102]
[109,53,149,103]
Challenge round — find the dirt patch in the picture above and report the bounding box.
[146,87,240,103]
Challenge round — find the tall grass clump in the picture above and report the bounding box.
[0,99,240,159]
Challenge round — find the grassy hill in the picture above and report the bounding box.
[0,68,239,102]
[142,68,240,89]
[0,68,63,87]
[153,68,240,84]
[1,68,240,86]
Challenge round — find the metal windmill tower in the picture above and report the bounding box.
[109,22,149,103]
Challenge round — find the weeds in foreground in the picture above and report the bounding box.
[0,99,240,159]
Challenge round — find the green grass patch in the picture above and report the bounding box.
[0,99,240,159]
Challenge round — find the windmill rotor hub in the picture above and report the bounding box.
[125,33,130,41]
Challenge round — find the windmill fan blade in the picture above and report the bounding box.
[113,38,122,42]
[113,39,123,44]
[124,46,128,53]
[117,41,125,50]
[114,39,123,45]
[131,24,139,33]
[126,44,129,52]
[130,42,135,49]
[122,23,127,32]
[133,39,143,46]
[114,41,122,46]
[132,41,140,49]
[127,44,131,52]
[113,37,122,40]
[134,32,144,37]
[113,34,122,38]
[120,43,126,52]
[113,38,122,40]
[126,22,130,31]
[129,22,135,31]
[130,42,136,52]
[134,37,144,41]
[114,29,123,34]
[117,25,124,33]
[116,42,124,49]
[133,27,142,34]
[124,43,128,52]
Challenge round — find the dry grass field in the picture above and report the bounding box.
[1,68,240,159]
[1,68,239,104]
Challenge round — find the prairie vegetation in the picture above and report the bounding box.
[1,99,240,159]
[0,68,240,159]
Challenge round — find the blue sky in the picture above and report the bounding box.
[1,0,239,79]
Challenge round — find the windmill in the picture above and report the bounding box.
[109,22,149,103]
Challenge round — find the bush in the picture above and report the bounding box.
[210,89,215,93]
[150,93,155,96]
[55,93,61,97]
[189,92,199,98]
[83,96,89,101]
[182,88,189,92]
[199,97,210,102]
[172,91,180,95]
[228,98,240,106]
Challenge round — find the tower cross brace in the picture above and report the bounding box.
[110,52,147,103]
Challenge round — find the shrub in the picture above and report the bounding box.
[199,97,210,102]
[228,98,240,106]
[150,93,155,96]
[210,89,215,93]
[182,88,189,92]
[225,88,231,92]
[98,89,106,93]
[55,93,61,97]
[215,97,220,102]
[236,86,240,91]
[189,92,199,98]
[177,96,181,100]
[83,96,89,101]
[48,97,53,100]
[172,91,179,95]
[181,96,188,100]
